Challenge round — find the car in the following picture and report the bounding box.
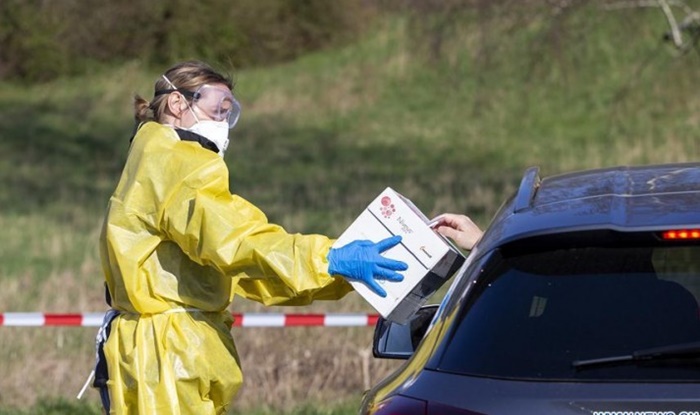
[360,163,700,415]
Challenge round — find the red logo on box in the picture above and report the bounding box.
[380,196,396,218]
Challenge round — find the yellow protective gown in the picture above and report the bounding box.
[99,122,352,414]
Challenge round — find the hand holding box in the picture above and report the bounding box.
[333,188,465,324]
[328,235,407,297]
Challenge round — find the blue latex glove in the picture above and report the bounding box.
[327,235,408,297]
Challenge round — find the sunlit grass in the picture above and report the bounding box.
[0,397,360,415]
[2,5,700,412]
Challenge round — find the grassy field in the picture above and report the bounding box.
[2,4,700,413]
[0,398,360,415]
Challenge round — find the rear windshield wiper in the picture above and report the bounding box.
[572,341,700,370]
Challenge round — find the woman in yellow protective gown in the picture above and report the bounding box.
[96,61,406,414]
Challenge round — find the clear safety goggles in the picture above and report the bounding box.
[187,85,241,129]
[157,78,241,129]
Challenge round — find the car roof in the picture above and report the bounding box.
[479,162,700,250]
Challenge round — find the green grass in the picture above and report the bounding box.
[229,401,359,415]
[2,4,700,412]
[0,398,359,415]
[0,399,100,415]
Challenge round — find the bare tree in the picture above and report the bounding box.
[602,0,700,53]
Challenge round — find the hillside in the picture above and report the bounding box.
[1,3,700,412]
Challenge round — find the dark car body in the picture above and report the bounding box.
[360,163,700,415]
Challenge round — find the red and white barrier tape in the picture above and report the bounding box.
[0,313,380,327]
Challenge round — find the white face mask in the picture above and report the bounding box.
[161,75,233,157]
[186,120,230,157]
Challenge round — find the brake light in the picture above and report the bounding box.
[367,395,427,415]
[661,229,700,240]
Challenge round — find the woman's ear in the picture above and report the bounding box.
[166,92,186,119]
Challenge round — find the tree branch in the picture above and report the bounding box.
[602,0,700,51]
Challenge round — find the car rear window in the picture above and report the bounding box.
[436,242,700,381]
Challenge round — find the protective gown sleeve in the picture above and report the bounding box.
[158,148,353,306]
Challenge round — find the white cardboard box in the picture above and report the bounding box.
[333,187,466,324]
